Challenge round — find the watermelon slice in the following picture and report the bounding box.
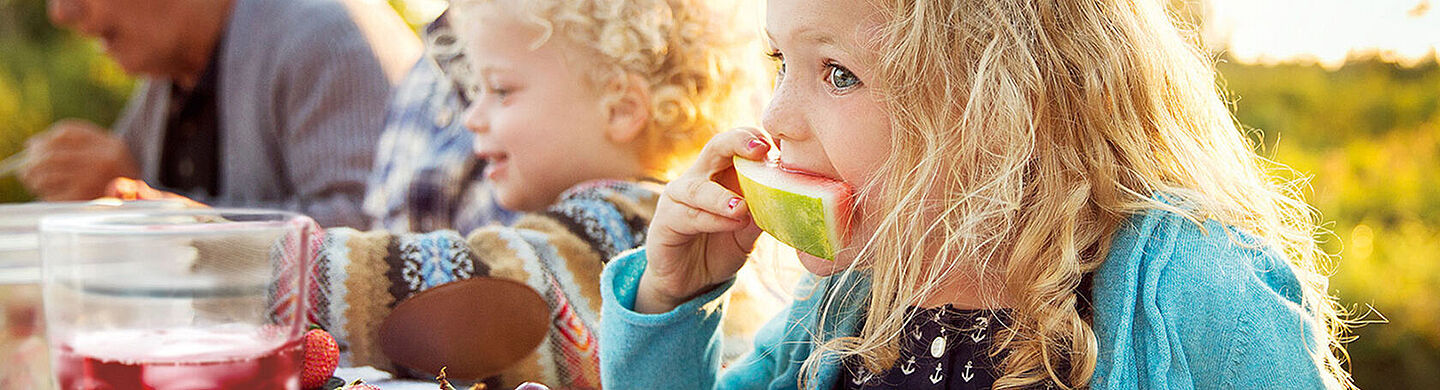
[733,157,854,260]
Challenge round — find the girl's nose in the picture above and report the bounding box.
[760,79,808,142]
[462,103,489,135]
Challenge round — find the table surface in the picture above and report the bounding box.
[335,366,442,390]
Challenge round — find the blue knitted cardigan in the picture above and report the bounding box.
[599,208,1334,389]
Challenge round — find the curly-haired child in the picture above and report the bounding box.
[312,0,764,388]
[601,0,1354,389]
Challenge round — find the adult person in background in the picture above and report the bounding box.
[22,0,421,228]
[363,9,514,234]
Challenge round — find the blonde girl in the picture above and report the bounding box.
[598,0,1351,389]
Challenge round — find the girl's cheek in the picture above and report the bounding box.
[847,174,890,246]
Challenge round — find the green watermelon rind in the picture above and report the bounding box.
[733,157,849,260]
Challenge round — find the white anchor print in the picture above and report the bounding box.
[972,316,990,343]
[961,360,975,382]
[929,361,944,384]
[901,356,917,375]
[850,369,870,386]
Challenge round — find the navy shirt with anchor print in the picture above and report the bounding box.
[839,306,1009,390]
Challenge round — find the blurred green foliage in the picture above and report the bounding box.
[0,0,135,202]
[0,0,1435,386]
[1220,58,1440,389]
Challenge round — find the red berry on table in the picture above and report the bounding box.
[302,328,340,390]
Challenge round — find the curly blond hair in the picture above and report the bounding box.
[455,0,765,179]
[803,1,1354,389]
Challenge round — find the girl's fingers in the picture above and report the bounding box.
[684,128,771,178]
[665,177,748,221]
[655,199,749,236]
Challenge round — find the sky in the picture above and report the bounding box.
[399,0,1440,68]
[1203,0,1439,67]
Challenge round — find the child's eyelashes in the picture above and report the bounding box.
[481,84,514,103]
[765,49,862,93]
[824,62,862,92]
[766,50,786,78]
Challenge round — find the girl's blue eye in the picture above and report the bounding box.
[827,63,860,90]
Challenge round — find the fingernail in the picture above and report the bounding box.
[728,197,742,209]
[747,138,765,150]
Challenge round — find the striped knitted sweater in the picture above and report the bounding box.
[314,180,659,388]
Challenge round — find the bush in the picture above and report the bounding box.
[0,0,134,202]
[1220,57,1440,388]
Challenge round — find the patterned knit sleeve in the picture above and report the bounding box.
[464,180,658,388]
[312,180,659,387]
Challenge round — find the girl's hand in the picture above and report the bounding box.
[635,128,770,314]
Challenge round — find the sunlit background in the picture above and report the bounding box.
[1207,0,1439,67]
[2,0,1438,387]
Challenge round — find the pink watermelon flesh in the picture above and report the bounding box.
[733,157,854,260]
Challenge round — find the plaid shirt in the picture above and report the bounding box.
[362,13,514,233]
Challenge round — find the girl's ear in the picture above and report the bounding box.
[605,73,651,143]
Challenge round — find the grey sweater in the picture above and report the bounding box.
[114,0,420,228]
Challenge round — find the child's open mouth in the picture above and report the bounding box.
[478,152,509,180]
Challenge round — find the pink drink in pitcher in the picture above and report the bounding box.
[40,210,319,390]
[52,327,303,390]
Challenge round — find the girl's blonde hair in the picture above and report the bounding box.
[807,1,1352,388]
[456,0,765,179]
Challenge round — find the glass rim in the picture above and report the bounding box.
[38,208,310,235]
[0,199,187,234]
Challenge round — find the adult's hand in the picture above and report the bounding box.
[19,119,141,201]
[104,177,206,208]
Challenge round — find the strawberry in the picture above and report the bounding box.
[302,328,340,390]
[341,379,382,390]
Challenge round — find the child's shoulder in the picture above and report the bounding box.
[519,180,663,259]
[545,180,663,227]
[1097,206,1305,309]
[555,179,662,200]
[1090,204,1329,388]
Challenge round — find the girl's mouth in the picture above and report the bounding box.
[774,159,843,182]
